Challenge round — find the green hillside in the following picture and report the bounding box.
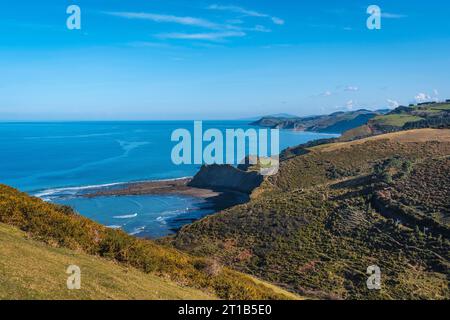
[342,102,450,140]
[174,129,450,300]
[371,114,423,127]
[0,223,215,300]
[0,184,300,300]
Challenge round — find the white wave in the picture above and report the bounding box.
[156,216,168,225]
[33,181,127,199]
[33,177,194,201]
[158,209,186,216]
[155,209,189,223]
[151,176,193,182]
[130,226,146,236]
[106,225,122,229]
[113,213,138,219]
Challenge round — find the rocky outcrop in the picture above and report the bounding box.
[188,164,264,194]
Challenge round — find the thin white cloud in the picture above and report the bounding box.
[104,10,269,42]
[381,12,407,19]
[387,99,399,109]
[431,89,441,102]
[345,86,359,92]
[227,19,244,24]
[261,43,294,49]
[248,25,271,33]
[346,99,354,110]
[105,11,225,30]
[271,17,285,25]
[127,41,174,48]
[415,93,431,102]
[208,4,285,25]
[322,91,333,97]
[157,31,246,41]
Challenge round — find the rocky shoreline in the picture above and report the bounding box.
[82,176,251,214]
[84,178,217,198]
[76,165,266,234]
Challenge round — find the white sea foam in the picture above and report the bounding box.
[156,216,168,225]
[33,177,194,201]
[33,181,127,201]
[106,225,122,229]
[130,226,146,236]
[155,208,189,224]
[159,209,186,216]
[113,213,138,219]
[152,176,192,182]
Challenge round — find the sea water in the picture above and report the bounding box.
[0,121,338,237]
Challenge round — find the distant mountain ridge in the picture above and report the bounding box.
[341,101,450,140]
[251,109,383,134]
[239,113,300,122]
[252,101,450,139]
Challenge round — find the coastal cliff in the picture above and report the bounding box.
[188,164,264,194]
[251,109,382,133]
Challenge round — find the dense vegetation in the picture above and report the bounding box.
[0,184,299,300]
[174,130,450,299]
[374,157,450,235]
[0,223,215,300]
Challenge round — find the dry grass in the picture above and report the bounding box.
[0,223,215,300]
[313,129,450,152]
[0,184,302,300]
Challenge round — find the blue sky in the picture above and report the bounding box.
[1,0,449,120]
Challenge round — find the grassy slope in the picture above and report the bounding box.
[0,223,214,300]
[372,114,423,127]
[314,129,450,152]
[174,129,450,300]
[425,103,450,111]
[0,185,301,300]
[341,103,450,140]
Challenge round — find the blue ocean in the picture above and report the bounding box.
[0,121,338,237]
